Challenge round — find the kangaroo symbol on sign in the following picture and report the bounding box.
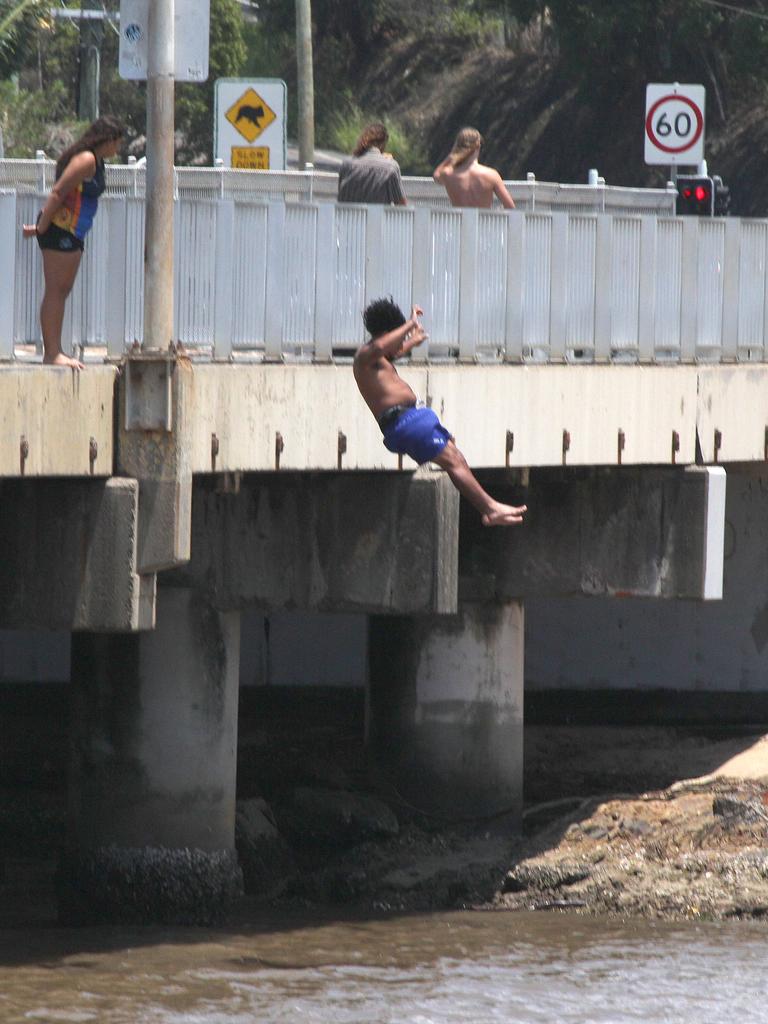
[235,104,266,129]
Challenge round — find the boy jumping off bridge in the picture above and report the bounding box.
[354,297,527,527]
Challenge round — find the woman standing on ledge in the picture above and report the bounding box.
[22,116,124,369]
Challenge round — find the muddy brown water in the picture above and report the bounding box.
[1,908,766,1023]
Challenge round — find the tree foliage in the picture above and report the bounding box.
[0,77,74,156]
[255,0,441,47]
[3,0,768,163]
[0,0,48,76]
[0,0,245,161]
[540,0,768,119]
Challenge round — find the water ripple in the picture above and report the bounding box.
[1,912,766,1024]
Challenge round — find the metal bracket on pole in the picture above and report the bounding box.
[124,356,174,432]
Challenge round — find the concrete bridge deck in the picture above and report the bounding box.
[3,359,768,479]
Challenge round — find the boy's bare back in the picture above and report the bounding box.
[437,161,513,209]
[433,129,516,210]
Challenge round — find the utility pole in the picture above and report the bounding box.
[295,0,314,170]
[77,0,103,122]
[143,0,175,351]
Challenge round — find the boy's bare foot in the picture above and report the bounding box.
[481,503,527,527]
[43,352,85,370]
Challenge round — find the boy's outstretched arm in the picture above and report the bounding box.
[369,306,426,360]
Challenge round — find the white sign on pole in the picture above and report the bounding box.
[119,0,210,82]
[214,79,287,171]
[645,83,705,166]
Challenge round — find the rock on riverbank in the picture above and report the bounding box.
[243,775,768,922]
[235,724,768,922]
[492,778,768,920]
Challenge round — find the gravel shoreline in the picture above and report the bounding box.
[3,719,768,926]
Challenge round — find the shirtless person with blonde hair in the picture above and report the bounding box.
[354,297,527,527]
[433,127,515,210]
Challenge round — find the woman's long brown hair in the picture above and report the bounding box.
[55,115,125,180]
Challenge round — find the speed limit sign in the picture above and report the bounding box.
[645,83,705,165]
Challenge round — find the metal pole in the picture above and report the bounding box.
[77,0,102,122]
[143,0,175,351]
[295,0,314,171]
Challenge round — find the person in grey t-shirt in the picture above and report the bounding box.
[337,123,407,205]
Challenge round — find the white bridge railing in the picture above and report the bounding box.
[1,184,766,365]
[0,158,678,214]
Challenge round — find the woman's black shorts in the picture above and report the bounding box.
[36,222,84,253]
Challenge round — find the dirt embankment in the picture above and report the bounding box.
[259,723,768,922]
[352,34,768,216]
[497,776,768,920]
[490,727,768,921]
[281,772,768,922]
[236,717,768,923]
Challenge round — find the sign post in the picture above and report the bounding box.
[645,83,705,182]
[142,0,174,351]
[214,79,287,170]
[119,0,210,351]
[295,0,315,170]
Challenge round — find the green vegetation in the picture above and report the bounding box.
[2,0,768,170]
[0,78,78,156]
[443,6,505,44]
[325,100,430,174]
[0,1,85,156]
[0,0,48,75]
[248,0,768,173]
[0,0,245,162]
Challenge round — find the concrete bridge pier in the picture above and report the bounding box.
[366,464,727,829]
[61,587,243,925]
[367,601,525,828]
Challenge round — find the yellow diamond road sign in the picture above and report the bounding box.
[225,88,277,144]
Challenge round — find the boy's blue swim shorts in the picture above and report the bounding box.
[381,406,451,465]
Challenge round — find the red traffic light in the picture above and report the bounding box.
[676,175,714,216]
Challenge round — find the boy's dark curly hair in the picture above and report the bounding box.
[363,296,406,339]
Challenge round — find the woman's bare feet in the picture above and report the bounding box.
[43,351,85,370]
[481,502,527,527]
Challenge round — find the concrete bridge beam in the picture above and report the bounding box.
[61,587,243,924]
[460,465,726,601]
[368,601,524,826]
[0,477,155,631]
[169,468,459,614]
